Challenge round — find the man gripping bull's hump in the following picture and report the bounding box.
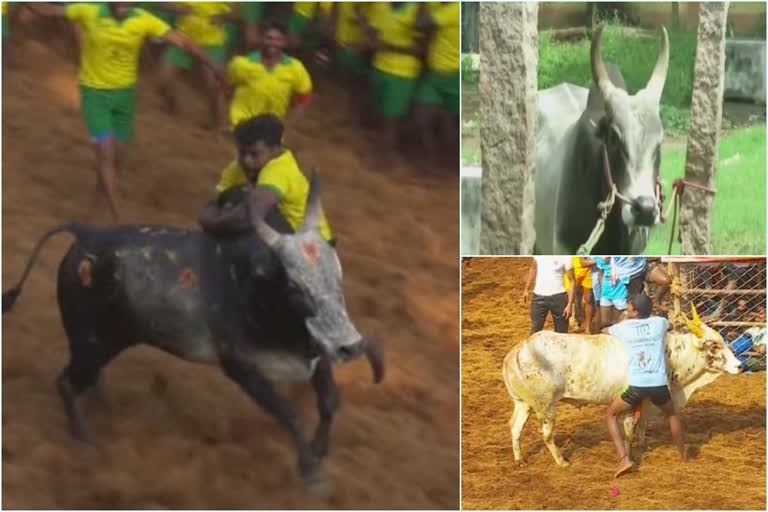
[1,147,383,496]
[198,113,335,247]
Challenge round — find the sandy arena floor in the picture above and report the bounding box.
[461,257,766,510]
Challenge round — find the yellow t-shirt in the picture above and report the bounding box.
[335,2,374,48]
[293,1,317,19]
[2,3,7,16]
[175,2,231,47]
[228,52,313,127]
[564,257,593,291]
[427,2,459,73]
[215,151,334,241]
[370,2,422,79]
[66,4,171,89]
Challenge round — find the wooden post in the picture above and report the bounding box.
[679,2,730,254]
[478,1,538,254]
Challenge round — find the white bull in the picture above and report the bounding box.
[502,308,743,467]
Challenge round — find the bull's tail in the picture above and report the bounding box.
[3,223,85,314]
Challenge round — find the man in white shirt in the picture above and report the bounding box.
[523,257,576,334]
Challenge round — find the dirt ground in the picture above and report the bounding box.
[1,27,460,510]
[461,257,766,511]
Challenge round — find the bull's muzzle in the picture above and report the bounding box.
[332,336,385,384]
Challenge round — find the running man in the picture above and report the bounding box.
[604,293,687,478]
[242,2,265,51]
[156,2,235,130]
[523,257,576,334]
[227,20,313,129]
[564,257,596,334]
[27,2,226,223]
[365,2,426,164]
[198,114,335,246]
[413,2,459,164]
[329,2,372,121]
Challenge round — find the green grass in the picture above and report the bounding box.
[538,21,698,109]
[646,125,766,255]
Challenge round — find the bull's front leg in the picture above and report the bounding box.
[540,406,569,467]
[220,357,330,497]
[310,357,339,458]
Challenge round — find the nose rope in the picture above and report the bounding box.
[576,146,621,255]
[663,178,718,254]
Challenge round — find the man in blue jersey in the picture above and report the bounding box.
[604,293,687,478]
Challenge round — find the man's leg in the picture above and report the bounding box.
[370,69,416,167]
[200,45,226,130]
[648,264,671,308]
[530,294,548,334]
[583,287,595,334]
[655,391,687,462]
[550,292,569,333]
[606,389,635,477]
[157,46,190,115]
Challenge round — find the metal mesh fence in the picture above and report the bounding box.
[656,258,767,373]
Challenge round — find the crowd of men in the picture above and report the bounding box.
[2,1,459,231]
[523,256,671,335]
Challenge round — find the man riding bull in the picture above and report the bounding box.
[199,114,336,247]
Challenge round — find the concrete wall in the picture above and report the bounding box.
[537,2,766,37]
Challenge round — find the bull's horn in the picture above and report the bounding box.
[363,336,385,384]
[641,26,670,104]
[301,168,323,233]
[590,24,618,105]
[690,301,702,326]
[684,313,704,339]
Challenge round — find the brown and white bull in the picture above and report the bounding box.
[502,306,743,467]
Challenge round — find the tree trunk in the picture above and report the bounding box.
[478,2,538,255]
[671,2,681,30]
[680,2,730,255]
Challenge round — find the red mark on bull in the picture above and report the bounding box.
[179,267,198,286]
[302,242,319,263]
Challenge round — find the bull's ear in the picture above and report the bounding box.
[302,168,323,233]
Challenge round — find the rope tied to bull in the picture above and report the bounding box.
[663,178,717,255]
[576,147,630,255]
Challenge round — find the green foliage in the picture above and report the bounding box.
[646,125,767,255]
[461,54,479,92]
[538,19,698,109]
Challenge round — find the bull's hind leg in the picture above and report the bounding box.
[310,358,338,459]
[540,406,569,467]
[58,343,123,444]
[509,400,531,466]
[221,357,330,498]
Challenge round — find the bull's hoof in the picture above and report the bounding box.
[304,469,333,499]
[514,460,527,468]
[557,460,571,468]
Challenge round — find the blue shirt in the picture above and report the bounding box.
[595,258,629,291]
[612,257,647,281]
[609,316,670,387]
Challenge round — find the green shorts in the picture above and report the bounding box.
[80,86,137,142]
[223,22,238,52]
[288,12,323,49]
[336,46,368,77]
[371,68,417,120]
[243,2,265,23]
[165,44,226,71]
[415,70,460,117]
[2,15,9,41]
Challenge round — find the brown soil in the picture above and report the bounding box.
[461,257,766,510]
[2,29,460,510]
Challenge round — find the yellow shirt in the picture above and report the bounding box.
[370,2,422,79]
[335,2,374,48]
[66,4,171,89]
[228,52,313,127]
[293,2,332,19]
[175,2,231,47]
[215,151,334,241]
[2,3,7,16]
[427,2,459,73]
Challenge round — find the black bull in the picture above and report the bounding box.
[2,218,385,495]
